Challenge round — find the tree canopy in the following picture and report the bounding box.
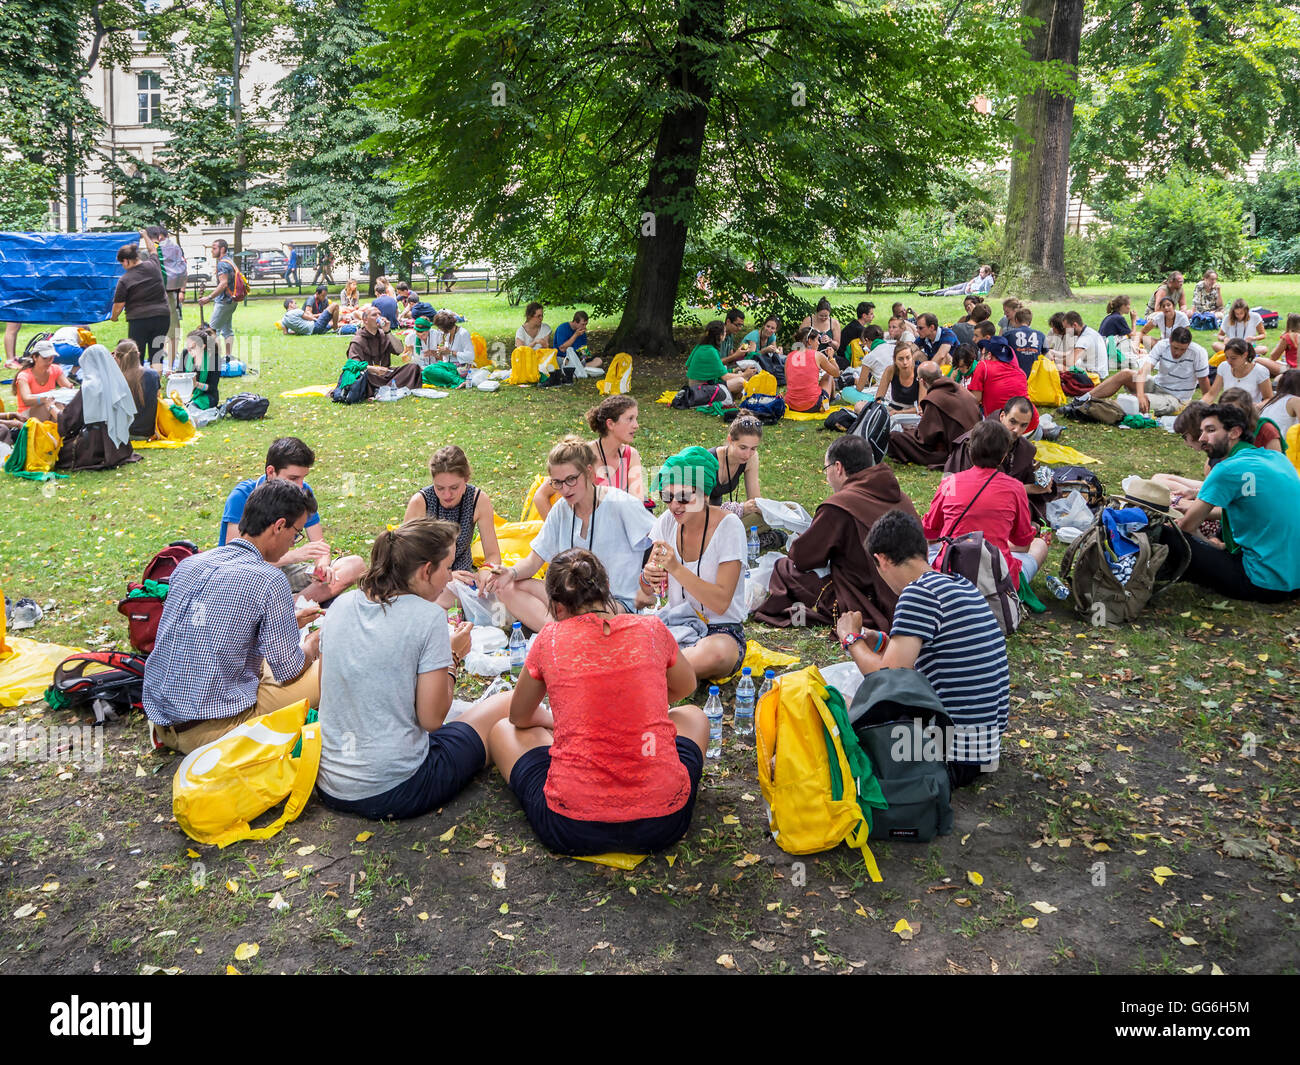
[365,0,1046,354]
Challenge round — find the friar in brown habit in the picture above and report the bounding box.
[755,435,918,631]
[945,398,1051,522]
[888,361,983,469]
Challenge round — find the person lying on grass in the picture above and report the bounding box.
[314,519,508,820]
[403,444,500,609]
[488,548,708,856]
[531,394,646,518]
[636,447,748,682]
[837,508,1011,789]
[484,436,653,630]
[219,436,365,606]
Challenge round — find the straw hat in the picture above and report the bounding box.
[1120,477,1171,513]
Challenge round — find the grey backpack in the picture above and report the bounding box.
[848,669,955,843]
[936,469,1023,634]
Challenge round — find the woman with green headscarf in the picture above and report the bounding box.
[636,446,749,680]
[402,315,436,366]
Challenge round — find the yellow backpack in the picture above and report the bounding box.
[756,665,884,881]
[847,338,866,368]
[1287,424,1300,474]
[471,332,489,367]
[535,347,560,375]
[155,392,197,443]
[597,352,633,395]
[1026,354,1067,407]
[508,346,541,385]
[24,418,62,472]
[744,370,779,397]
[173,699,321,848]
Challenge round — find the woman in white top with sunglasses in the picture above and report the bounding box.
[484,436,653,631]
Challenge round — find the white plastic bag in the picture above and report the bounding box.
[410,388,448,399]
[1046,489,1094,532]
[743,551,784,614]
[467,368,490,387]
[448,579,507,628]
[476,380,501,392]
[755,498,813,535]
[471,626,507,654]
[820,661,866,705]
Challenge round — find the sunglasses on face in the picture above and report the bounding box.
[549,473,583,490]
[660,491,697,505]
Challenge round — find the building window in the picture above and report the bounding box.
[137,72,161,124]
[287,203,313,225]
[214,74,234,112]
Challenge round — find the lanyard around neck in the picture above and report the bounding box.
[571,485,598,548]
[677,507,712,579]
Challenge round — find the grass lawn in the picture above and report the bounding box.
[1,279,1298,975]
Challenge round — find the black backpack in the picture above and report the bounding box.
[221,393,270,420]
[671,383,729,409]
[751,350,786,387]
[45,652,148,723]
[848,669,955,842]
[1051,465,1105,508]
[848,401,892,464]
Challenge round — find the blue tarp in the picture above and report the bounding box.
[0,231,136,324]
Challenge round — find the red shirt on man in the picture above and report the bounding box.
[969,358,1039,432]
[922,467,1038,582]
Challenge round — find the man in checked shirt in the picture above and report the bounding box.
[144,479,325,754]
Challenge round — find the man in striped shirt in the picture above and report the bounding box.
[836,509,1011,787]
[144,480,324,754]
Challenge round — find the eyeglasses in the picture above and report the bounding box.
[290,524,307,544]
[823,461,837,472]
[549,473,583,491]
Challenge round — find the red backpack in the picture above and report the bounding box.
[116,540,199,654]
[45,652,148,722]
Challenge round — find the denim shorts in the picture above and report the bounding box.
[509,737,704,855]
[706,623,747,674]
[209,300,236,337]
[316,721,486,820]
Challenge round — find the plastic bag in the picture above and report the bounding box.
[1046,489,1094,532]
[744,551,784,613]
[755,499,813,535]
[471,626,507,654]
[820,660,866,705]
[448,579,506,628]
[188,404,222,428]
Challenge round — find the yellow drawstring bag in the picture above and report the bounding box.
[471,512,545,570]
[173,699,321,848]
[24,419,62,472]
[155,393,196,443]
[471,332,489,367]
[508,347,540,385]
[1287,424,1300,474]
[756,665,883,882]
[848,338,866,368]
[744,370,778,397]
[1026,354,1067,407]
[520,472,557,522]
[596,353,633,395]
[1033,440,1100,465]
[535,347,560,375]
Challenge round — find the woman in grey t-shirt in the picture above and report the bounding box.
[315,519,508,820]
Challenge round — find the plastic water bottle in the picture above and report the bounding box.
[747,525,760,566]
[734,668,755,736]
[508,622,526,680]
[756,668,776,709]
[704,686,723,758]
[1044,575,1070,600]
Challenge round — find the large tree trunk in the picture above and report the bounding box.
[607,0,720,358]
[65,125,77,232]
[994,0,1083,301]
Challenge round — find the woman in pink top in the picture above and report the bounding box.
[527,394,647,518]
[489,549,708,855]
[784,326,841,413]
[14,341,74,420]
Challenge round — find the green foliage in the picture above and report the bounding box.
[1242,148,1300,273]
[101,62,280,232]
[1073,1,1300,204]
[1089,227,1133,285]
[0,162,57,230]
[1062,231,1100,287]
[362,0,1046,336]
[273,0,409,270]
[1097,167,1263,283]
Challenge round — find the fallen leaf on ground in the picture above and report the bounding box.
[355,831,373,842]
[1030,901,1058,914]
[296,844,316,856]
[1021,918,1038,929]
[438,826,456,842]
[12,903,37,919]
[716,954,737,969]
[268,892,289,912]
[734,853,761,868]
[893,918,916,940]
[967,871,984,886]
[233,942,259,961]
[722,815,740,825]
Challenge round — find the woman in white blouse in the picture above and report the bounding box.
[1139,296,1190,351]
[1214,299,1267,356]
[515,302,552,350]
[432,310,475,367]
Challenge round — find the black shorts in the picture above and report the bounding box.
[509,737,704,855]
[706,622,747,674]
[316,721,486,820]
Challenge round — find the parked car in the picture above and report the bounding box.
[187,256,212,286]
[236,249,288,280]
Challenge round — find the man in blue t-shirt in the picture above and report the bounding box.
[837,509,1011,788]
[1177,404,1300,602]
[371,280,400,330]
[218,436,365,604]
[1004,307,1047,376]
[553,310,602,372]
[914,313,958,365]
[195,238,238,359]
